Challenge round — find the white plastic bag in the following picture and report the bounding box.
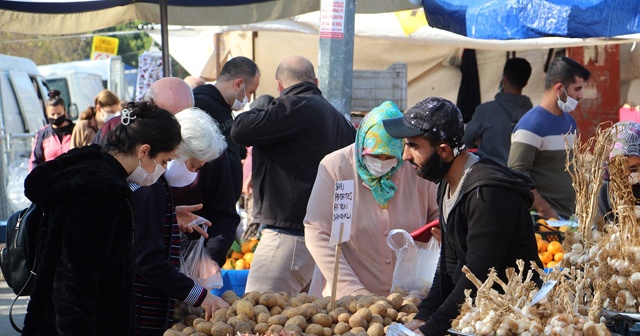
[179,216,223,290]
[6,158,30,213]
[386,229,440,299]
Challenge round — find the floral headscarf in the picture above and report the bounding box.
[355,101,404,208]
[604,121,640,180]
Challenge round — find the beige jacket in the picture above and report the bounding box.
[70,118,99,149]
[304,144,439,298]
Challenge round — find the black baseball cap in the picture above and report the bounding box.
[382,97,465,148]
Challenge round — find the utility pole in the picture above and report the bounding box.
[318,0,355,120]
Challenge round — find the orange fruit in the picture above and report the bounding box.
[231,251,244,260]
[536,218,548,226]
[547,241,563,255]
[559,225,569,232]
[539,251,553,264]
[222,258,234,270]
[535,233,543,241]
[235,259,247,270]
[243,252,254,265]
[554,252,564,262]
[546,260,559,268]
[537,240,549,253]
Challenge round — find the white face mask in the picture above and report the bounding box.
[165,158,198,187]
[231,83,249,111]
[629,172,640,185]
[99,111,117,123]
[363,155,398,177]
[126,157,165,186]
[557,86,579,113]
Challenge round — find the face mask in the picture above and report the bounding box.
[165,158,198,187]
[363,155,398,178]
[99,111,117,123]
[231,83,248,111]
[126,157,165,187]
[48,115,66,127]
[557,86,579,113]
[416,150,454,183]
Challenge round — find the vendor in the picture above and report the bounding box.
[304,101,440,299]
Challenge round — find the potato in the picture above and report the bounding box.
[276,295,287,309]
[397,312,407,321]
[285,315,308,330]
[283,307,304,319]
[337,296,354,309]
[234,320,252,334]
[333,322,351,335]
[399,303,418,314]
[355,331,369,336]
[289,297,303,307]
[369,303,387,317]
[383,317,393,326]
[354,308,372,322]
[226,316,237,327]
[184,315,199,328]
[225,306,237,319]
[254,304,270,315]
[301,303,319,319]
[222,293,240,306]
[163,330,186,336]
[257,312,271,324]
[342,332,355,336]
[284,323,303,334]
[323,327,332,336]
[347,300,359,313]
[192,318,206,328]
[306,323,325,336]
[270,305,283,316]
[370,314,384,325]
[268,314,289,326]
[408,313,416,321]
[348,315,368,329]
[192,332,207,336]
[311,313,333,328]
[243,291,262,303]
[375,300,392,309]
[254,322,270,334]
[172,322,187,331]
[268,324,284,334]
[213,308,227,322]
[258,293,279,308]
[338,312,351,323]
[210,322,233,336]
[386,308,399,321]
[350,327,366,334]
[195,321,214,335]
[387,293,403,310]
[236,299,255,319]
[367,323,385,336]
[356,296,375,310]
[182,326,196,335]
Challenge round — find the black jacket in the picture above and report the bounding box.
[231,82,356,231]
[416,158,542,336]
[193,84,246,201]
[22,145,134,336]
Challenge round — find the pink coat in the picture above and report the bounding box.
[304,144,439,298]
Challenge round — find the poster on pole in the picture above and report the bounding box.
[91,36,119,60]
[320,0,346,39]
[329,179,354,245]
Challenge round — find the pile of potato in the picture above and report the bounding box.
[164,290,420,336]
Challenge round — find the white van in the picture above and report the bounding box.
[40,71,104,119]
[0,54,49,221]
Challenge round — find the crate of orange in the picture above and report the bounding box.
[212,238,259,296]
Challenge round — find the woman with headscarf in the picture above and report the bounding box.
[304,101,440,298]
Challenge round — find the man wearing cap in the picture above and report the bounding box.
[382,97,542,336]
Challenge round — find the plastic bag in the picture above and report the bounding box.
[386,322,420,336]
[386,229,440,300]
[179,216,223,290]
[6,158,30,213]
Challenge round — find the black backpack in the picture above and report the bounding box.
[0,202,44,332]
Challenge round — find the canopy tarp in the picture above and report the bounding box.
[422,0,640,39]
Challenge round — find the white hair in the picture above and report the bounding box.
[175,107,226,162]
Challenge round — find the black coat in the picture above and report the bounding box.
[193,84,246,201]
[231,82,356,231]
[22,145,134,336]
[416,158,542,336]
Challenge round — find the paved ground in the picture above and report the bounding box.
[0,279,26,335]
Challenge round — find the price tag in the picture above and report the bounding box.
[530,280,557,305]
[329,180,353,245]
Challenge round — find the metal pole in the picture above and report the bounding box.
[160,0,171,77]
[318,0,355,120]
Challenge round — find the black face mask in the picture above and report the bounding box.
[417,150,454,183]
[48,115,66,127]
[632,184,640,204]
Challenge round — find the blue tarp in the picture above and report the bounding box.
[422,0,640,40]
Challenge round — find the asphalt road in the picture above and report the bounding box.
[0,279,27,335]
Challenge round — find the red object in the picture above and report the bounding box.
[410,219,440,243]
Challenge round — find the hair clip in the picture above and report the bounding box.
[121,109,136,126]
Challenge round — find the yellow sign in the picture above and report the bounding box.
[395,9,428,36]
[91,36,119,60]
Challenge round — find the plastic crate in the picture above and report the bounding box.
[531,213,564,242]
[608,318,640,336]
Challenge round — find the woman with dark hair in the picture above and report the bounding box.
[71,89,120,148]
[21,101,182,336]
[29,90,75,171]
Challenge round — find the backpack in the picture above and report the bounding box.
[0,202,44,332]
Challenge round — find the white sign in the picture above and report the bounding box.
[320,0,346,39]
[530,280,557,305]
[329,180,354,245]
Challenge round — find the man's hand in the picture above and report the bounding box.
[200,292,229,321]
[531,189,559,220]
[431,227,442,243]
[404,319,426,335]
[176,204,211,238]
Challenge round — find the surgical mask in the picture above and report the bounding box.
[630,172,640,203]
[417,149,456,183]
[363,155,398,177]
[127,157,165,187]
[48,115,66,127]
[557,86,579,113]
[165,158,198,187]
[231,83,248,111]
[99,111,117,123]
